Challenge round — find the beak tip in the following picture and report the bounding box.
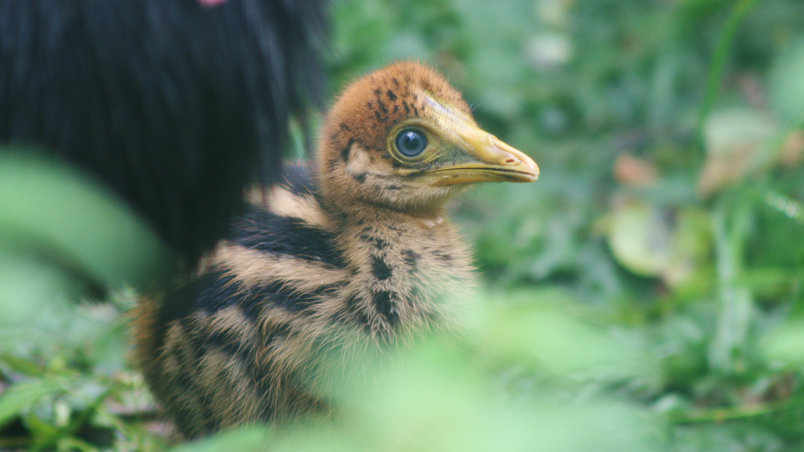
[516,156,539,182]
[530,163,540,180]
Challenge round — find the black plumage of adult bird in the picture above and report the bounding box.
[0,0,328,270]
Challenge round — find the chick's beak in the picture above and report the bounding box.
[432,122,539,185]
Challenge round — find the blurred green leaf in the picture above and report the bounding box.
[477,291,655,380]
[167,426,271,452]
[0,254,74,327]
[605,201,711,288]
[0,379,64,428]
[698,108,780,196]
[762,320,804,365]
[770,36,804,129]
[272,340,662,452]
[607,202,674,278]
[0,152,174,294]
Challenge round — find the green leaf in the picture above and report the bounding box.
[167,426,271,452]
[475,290,656,380]
[762,320,804,365]
[698,108,780,196]
[0,254,74,327]
[770,36,804,129]
[606,202,673,278]
[0,353,46,378]
[0,152,174,294]
[0,379,64,428]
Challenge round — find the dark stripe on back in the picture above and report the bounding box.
[233,207,346,268]
[158,267,337,330]
[177,310,274,426]
[196,269,334,316]
[167,321,220,436]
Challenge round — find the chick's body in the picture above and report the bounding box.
[133,62,538,438]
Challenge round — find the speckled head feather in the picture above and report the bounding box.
[319,61,538,215]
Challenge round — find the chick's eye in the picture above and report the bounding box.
[395,129,428,157]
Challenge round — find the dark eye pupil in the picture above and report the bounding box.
[396,129,427,157]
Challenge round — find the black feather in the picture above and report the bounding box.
[0,0,328,268]
[233,207,347,268]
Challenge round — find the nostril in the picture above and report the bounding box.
[506,159,516,164]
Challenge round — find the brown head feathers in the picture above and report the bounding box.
[319,61,538,216]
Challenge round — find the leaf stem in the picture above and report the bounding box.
[695,0,765,157]
[670,395,804,424]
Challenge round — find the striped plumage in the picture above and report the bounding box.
[133,62,539,438]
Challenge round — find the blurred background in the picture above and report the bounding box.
[3,0,804,450]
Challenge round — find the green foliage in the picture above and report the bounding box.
[0,154,174,309]
[3,0,804,450]
[0,297,164,451]
[265,323,661,452]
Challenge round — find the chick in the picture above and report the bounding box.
[133,61,539,438]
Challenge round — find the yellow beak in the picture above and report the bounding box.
[431,122,539,185]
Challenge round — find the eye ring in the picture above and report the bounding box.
[395,129,428,158]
